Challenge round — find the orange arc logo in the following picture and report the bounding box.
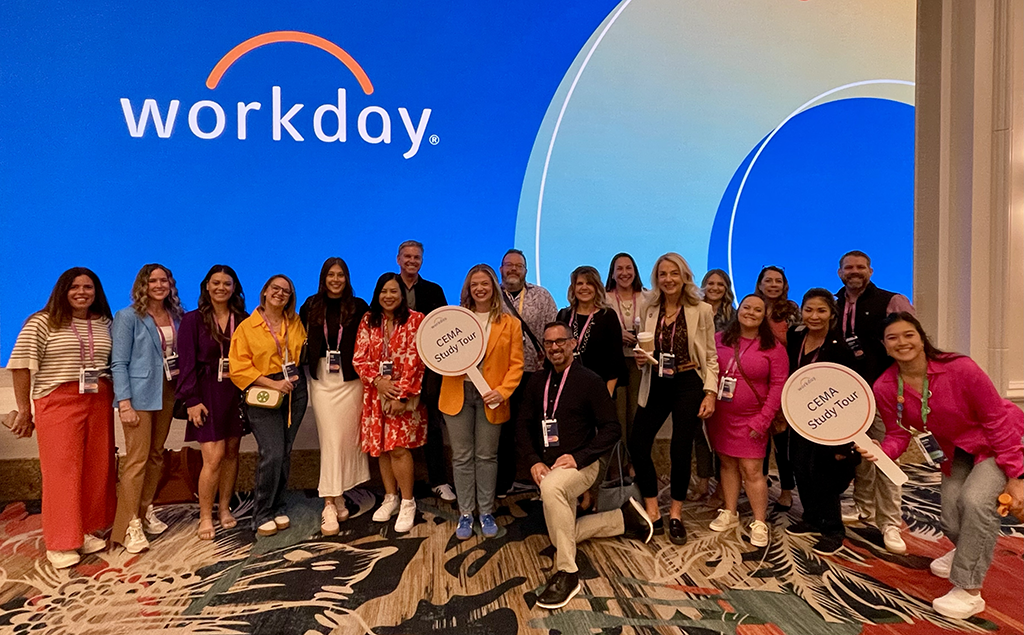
[205,31,374,94]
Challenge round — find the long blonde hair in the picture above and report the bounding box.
[647,253,703,308]
[131,263,184,320]
[460,264,504,324]
[567,266,611,311]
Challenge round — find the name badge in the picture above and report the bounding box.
[658,352,676,378]
[79,368,100,394]
[542,418,559,448]
[217,357,230,383]
[718,375,737,402]
[913,431,946,466]
[379,360,394,377]
[845,335,864,358]
[327,350,342,374]
[163,354,180,381]
[282,361,299,382]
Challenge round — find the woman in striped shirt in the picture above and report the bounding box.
[8,267,117,569]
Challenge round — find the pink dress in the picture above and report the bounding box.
[707,333,789,458]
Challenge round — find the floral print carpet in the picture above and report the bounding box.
[0,464,1021,634]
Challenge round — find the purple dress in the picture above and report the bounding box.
[176,310,246,443]
[707,333,789,458]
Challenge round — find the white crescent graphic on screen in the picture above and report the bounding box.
[725,78,915,300]
[533,0,633,285]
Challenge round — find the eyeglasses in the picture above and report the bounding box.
[542,338,571,348]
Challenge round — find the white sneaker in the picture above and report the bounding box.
[143,505,167,535]
[274,515,290,530]
[932,587,985,620]
[81,534,106,555]
[930,548,956,579]
[394,499,417,533]
[709,509,740,532]
[46,550,80,569]
[432,484,457,502]
[256,520,278,537]
[372,494,400,522]
[883,526,907,554]
[749,520,769,547]
[321,505,340,536]
[124,518,150,553]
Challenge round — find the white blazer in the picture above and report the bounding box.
[637,299,719,407]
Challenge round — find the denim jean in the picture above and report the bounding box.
[246,373,307,529]
[444,383,502,516]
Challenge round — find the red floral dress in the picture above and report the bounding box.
[352,311,427,456]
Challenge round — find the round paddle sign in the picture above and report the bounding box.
[782,362,907,486]
[417,306,496,406]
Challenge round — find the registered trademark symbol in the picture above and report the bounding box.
[429,134,440,145]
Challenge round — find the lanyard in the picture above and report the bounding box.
[151,314,177,356]
[543,364,572,420]
[260,309,290,364]
[843,298,856,337]
[725,339,758,377]
[797,334,823,367]
[896,373,931,431]
[614,289,637,330]
[570,310,596,343]
[70,319,95,368]
[323,307,343,351]
[219,313,236,358]
[659,308,679,352]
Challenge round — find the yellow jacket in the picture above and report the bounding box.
[229,310,307,390]
[440,313,523,423]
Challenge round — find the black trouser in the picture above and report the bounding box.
[629,370,704,501]
[421,370,449,487]
[791,434,858,536]
[496,370,533,494]
[763,427,795,491]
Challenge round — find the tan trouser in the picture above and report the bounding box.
[540,461,625,573]
[112,379,175,544]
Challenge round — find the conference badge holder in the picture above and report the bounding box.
[327,350,342,374]
[658,353,676,378]
[718,375,736,402]
[163,354,180,381]
[282,360,300,383]
[913,430,946,466]
[217,357,230,382]
[542,418,560,448]
[79,368,101,394]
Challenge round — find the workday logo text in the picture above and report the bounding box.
[119,31,433,159]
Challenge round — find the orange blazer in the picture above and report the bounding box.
[439,312,524,424]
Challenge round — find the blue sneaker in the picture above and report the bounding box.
[456,514,474,540]
[480,513,498,538]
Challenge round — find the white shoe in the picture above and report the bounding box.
[372,494,401,522]
[709,509,740,532]
[274,515,290,530]
[930,548,956,579]
[143,505,167,535]
[932,587,985,620]
[256,520,278,537]
[749,520,769,547]
[124,518,150,553]
[321,505,340,536]
[432,484,457,502]
[394,499,417,533]
[46,550,80,569]
[81,534,106,555]
[882,526,907,554]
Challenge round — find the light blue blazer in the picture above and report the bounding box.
[111,306,180,410]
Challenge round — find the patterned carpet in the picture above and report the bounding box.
[0,464,1021,635]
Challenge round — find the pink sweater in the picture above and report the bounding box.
[874,355,1024,478]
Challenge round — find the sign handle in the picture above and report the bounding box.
[465,367,498,409]
[853,431,908,487]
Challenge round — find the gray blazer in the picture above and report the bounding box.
[111,306,179,410]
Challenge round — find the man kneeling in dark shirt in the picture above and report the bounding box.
[517,321,654,610]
